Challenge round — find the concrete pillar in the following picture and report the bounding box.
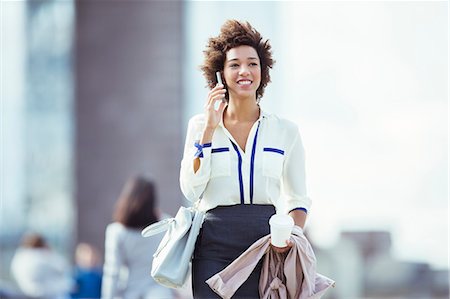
[75,1,184,252]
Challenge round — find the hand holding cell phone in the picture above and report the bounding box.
[203,72,227,130]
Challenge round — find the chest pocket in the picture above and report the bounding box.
[262,147,285,179]
[210,147,231,178]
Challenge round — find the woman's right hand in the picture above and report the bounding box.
[204,84,227,131]
[193,84,227,173]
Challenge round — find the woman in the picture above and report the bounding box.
[10,233,73,299]
[180,20,311,298]
[102,176,174,299]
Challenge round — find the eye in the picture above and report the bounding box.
[229,63,239,68]
[250,62,259,67]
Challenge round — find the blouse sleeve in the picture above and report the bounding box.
[101,224,124,299]
[281,127,312,213]
[179,115,212,202]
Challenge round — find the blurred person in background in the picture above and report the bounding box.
[70,243,102,299]
[10,233,73,299]
[101,176,175,299]
[180,20,311,298]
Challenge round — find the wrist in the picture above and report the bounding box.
[203,125,216,133]
[201,127,215,143]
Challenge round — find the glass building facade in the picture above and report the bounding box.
[1,0,75,280]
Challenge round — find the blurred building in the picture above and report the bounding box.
[2,0,184,283]
[318,230,450,299]
[75,0,184,254]
[2,0,76,283]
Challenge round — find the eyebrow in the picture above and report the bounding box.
[226,57,259,63]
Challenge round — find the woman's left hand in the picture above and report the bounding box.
[270,239,293,254]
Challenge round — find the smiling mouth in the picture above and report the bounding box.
[237,80,252,86]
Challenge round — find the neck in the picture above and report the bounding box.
[225,96,260,122]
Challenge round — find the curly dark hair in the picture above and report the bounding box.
[200,20,275,100]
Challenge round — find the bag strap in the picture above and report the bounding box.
[141,199,202,238]
[141,218,175,237]
[192,198,201,211]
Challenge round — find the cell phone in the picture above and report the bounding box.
[215,71,227,103]
[216,71,223,85]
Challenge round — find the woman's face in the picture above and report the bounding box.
[223,45,261,100]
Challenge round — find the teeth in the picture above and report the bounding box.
[238,80,251,85]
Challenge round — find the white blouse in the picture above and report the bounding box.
[102,222,174,299]
[180,109,311,214]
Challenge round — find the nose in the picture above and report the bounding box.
[239,65,250,76]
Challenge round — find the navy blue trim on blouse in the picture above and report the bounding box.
[289,207,308,214]
[212,147,230,153]
[263,147,285,155]
[249,122,261,204]
[194,142,212,158]
[230,142,244,204]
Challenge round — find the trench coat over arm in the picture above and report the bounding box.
[206,226,335,299]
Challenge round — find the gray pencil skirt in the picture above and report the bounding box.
[192,204,276,299]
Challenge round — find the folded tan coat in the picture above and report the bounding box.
[206,226,335,299]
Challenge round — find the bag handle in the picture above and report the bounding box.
[141,218,175,237]
[141,198,202,238]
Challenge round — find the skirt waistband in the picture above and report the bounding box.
[205,204,276,220]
